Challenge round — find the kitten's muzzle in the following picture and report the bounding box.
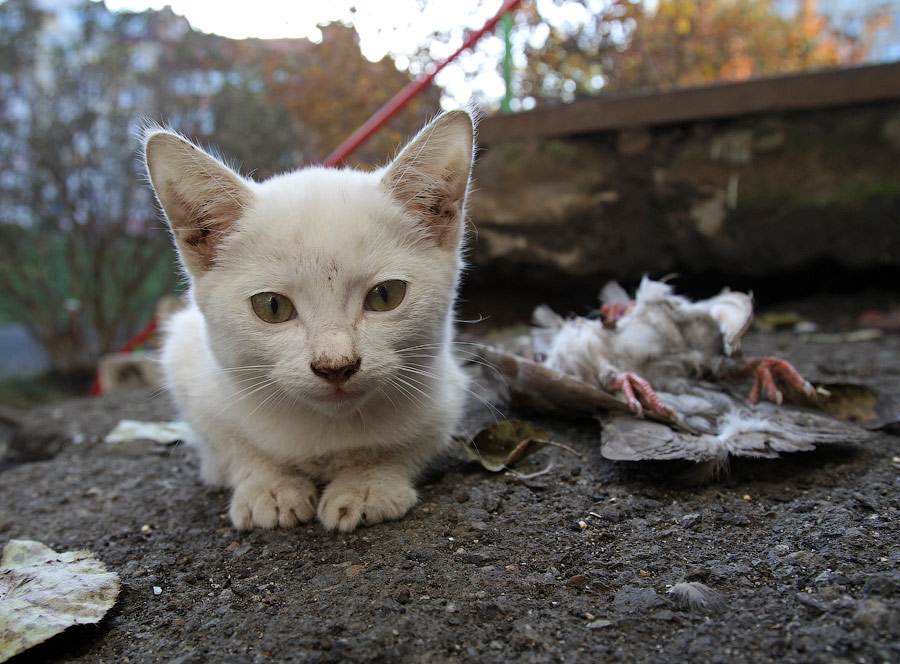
[310,357,362,385]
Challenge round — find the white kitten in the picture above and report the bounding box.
[143,111,474,532]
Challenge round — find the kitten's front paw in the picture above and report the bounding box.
[317,471,417,532]
[229,475,318,530]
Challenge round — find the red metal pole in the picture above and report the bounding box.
[323,0,523,167]
[90,318,160,396]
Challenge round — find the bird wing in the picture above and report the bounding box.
[600,383,871,464]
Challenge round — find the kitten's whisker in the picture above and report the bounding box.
[235,382,290,432]
[455,314,489,324]
[201,377,282,421]
[396,365,506,425]
[384,379,420,409]
[378,386,401,415]
[157,364,278,395]
[398,350,504,382]
[400,340,494,354]
[387,375,431,408]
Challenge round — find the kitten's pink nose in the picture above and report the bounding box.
[310,357,361,384]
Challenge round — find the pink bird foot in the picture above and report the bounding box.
[731,357,816,405]
[600,301,634,324]
[605,372,675,418]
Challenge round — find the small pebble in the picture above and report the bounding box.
[152,586,162,595]
[567,574,589,588]
[854,599,889,628]
[587,619,613,630]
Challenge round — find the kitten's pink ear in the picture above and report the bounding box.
[144,130,255,274]
[380,110,474,248]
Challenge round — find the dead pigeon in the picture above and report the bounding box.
[533,276,817,416]
[475,344,871,478]
[517,277,875,477]
[470,277,881,478]
[599,380,870,479]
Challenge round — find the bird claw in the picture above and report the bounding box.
[738,357,816,405]
[600,301,634,324]
[605,372,675,418]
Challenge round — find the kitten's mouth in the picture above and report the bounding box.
[324,386,359,403]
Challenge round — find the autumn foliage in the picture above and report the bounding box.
[259,24,440,170]
[519,0,889,102]
[617,0,885,89]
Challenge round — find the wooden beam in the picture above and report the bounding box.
[478,62,900,144]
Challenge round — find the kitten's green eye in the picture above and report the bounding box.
[364,280,407,312]
[250,292,295,323]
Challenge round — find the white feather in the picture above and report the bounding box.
[667,582,725,610]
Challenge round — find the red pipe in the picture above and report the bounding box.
[323,0,523,166]
[119,317,159,353]
[90,318,159,396]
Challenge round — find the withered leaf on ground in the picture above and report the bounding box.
[462,419,575,472]
[0,539,120,663]
[104,419,192,446]
[782,382,900,430]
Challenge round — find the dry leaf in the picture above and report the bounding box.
[0,539,120,662]
[785,382,900,430]
[462,420,574,472]
[104,419,192,445]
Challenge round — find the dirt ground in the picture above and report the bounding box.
[2,301,899,663]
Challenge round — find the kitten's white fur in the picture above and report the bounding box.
[144,111,474,532]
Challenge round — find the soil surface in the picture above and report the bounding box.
[2,314,899,663]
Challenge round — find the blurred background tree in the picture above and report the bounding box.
[0,0,438,382]
[0,0,182,378]
[521,0,890,101]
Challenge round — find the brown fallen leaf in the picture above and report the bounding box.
[782,382,900,430]
[461,419,577,472]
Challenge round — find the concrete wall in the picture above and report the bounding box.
[462,64,900,319]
